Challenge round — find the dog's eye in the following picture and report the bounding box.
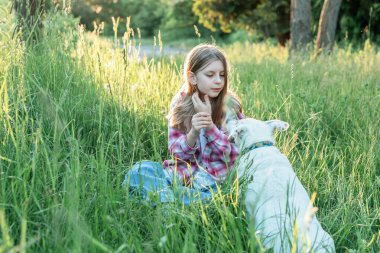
[237,127,246,135]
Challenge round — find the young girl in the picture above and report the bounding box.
[125,44,244,205]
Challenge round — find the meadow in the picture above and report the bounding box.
[0,6,379,253]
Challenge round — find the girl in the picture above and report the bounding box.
[125,44,244,205]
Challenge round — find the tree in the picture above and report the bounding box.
[71,0,169,37]
[315,0,343,54]
[311,0,380,45]
[70,1,98,32]
[290,0,311,52]
[160,0,222,41]
[192,0,290,45]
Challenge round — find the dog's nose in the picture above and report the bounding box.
[228,135,235,143]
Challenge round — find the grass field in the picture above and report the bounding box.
[0,6,379,253]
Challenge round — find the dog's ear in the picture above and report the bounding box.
[265,120,289,133]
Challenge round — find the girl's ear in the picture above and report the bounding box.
[187,71,197,85]
[265,120,289,132]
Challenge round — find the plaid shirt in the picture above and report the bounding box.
[163,92,244,185]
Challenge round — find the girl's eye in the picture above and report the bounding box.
[206,73,225,78]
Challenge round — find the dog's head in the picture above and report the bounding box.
[228,118,289,149]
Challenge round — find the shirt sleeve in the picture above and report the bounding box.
[203,124,233,156]
[167,91,200,158]
[168,127,199,159]
[204,110,245,161]
[167,126,199,184]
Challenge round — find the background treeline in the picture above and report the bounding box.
[70,0,380,45]
[71,0,220,41]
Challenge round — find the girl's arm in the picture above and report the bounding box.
[204,125,233,155]
[205,111,245,156]
[186,128,199,148]
[168,127,199,160]
[164,127,200,185]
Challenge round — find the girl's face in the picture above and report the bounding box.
[193,60,225,99]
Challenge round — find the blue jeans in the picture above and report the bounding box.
[123,160,217,206]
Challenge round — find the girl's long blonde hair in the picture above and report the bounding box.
[168,44,242,132]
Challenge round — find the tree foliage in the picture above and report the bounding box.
[312,0,380,44]
[192,0,380,45]
[192,0,290,38]
[71,0,169,37]
[160,0,222,41]
[67,0,380,44]
[338,0,380,43]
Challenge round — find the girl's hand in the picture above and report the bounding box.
[192,92,212,115]
[191,112,214,133]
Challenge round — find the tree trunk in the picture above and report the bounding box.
[315,0,342,54]
[290,0,311,52]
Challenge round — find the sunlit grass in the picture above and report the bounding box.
[0,6,379,252]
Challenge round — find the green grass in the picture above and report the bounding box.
[0,6,379,253]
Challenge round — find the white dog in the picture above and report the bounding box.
[227,118,335,253]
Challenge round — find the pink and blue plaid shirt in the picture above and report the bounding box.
[163,92,244,186]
